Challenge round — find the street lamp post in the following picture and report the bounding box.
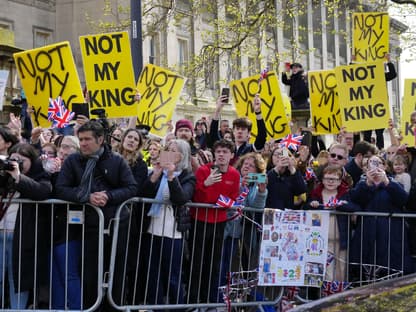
[131,0,143,82]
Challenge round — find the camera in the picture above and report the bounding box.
[90,109,115,143]
[0,158,24,172]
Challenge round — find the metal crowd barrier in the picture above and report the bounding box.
[108,197,284,312]
[3,198,416,311]
[0,199,104,311]
[292,210,416,304]
[107,199,416,311]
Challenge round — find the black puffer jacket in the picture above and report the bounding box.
[55,144,138,225]
[12,159,52,292]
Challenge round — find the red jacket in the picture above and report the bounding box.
[191,163,240,223]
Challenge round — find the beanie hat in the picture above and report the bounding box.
[175,119,194,136]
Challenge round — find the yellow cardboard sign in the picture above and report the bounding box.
[353,12,389,63]
[79,31,137,118]
[230,72,290,141]
[400,79,416,147]
[136,64,185,137]
[308,70,341,134]
[13,42,84,127]
[335,62,390,132]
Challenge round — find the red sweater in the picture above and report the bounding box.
[191,163,240,223]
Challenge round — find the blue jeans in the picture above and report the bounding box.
[146,234,184,306]
[0,231,29,309]
[51,240,81,309]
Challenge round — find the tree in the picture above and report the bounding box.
[85,0,414,98]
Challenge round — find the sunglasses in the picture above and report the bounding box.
[330,153,344,160]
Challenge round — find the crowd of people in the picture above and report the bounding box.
[0,63,414,310]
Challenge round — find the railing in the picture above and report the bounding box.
[1,198,415,311]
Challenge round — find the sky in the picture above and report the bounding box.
[389,5,416,92]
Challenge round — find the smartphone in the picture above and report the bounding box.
[246,173,267,184]
[368,159,379,170]
[211,164,221,173]
[221,87,230,104]
[159,151,181,165]
[282,148,289,157]
[71,103,90,119]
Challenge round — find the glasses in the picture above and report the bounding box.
[330,153,344,160]
[323,177,340,183]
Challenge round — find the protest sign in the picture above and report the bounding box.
[400,79,416,147]
[353,12,389,63]
[335,62,390,132]
[136,64,185,137]
[13,42,84,127]
[230,72,290,141]
[79,31,137,118]
[308,70,341,134]
[0,70,9,111]
[259,210,329,286]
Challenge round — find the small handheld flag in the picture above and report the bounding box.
[279,134,303,151]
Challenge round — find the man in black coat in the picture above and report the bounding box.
[282,62,309,109]
[56,121,137,311]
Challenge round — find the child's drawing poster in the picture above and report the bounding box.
[258,209,329,287]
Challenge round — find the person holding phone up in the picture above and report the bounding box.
[141,139,196,308]
[209,93,267,165]
[266,146,307,209]
[189,139,240,303]
[349,155,414,277]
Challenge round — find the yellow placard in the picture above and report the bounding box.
[353,12,389,63]
[136,64,185,137]
[79,31,137,118]
[308,70,341,134]
[400,79,416,147]
[13,42,84,127]
[230,72,290,141]
[335,62,390,132]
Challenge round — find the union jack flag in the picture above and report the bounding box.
[324,196,341,208]
[321,280,352,297]
[258,68,269,84]
[279,134,303,151]
[48,96,75,128]
[216,195,235,208]
[281,211,303,223]
[236,186,249,204]
[304,167,316,181]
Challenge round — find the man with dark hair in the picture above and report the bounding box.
[345,140,377,186]
[210,94,267,164]
[55,121,137,311]
[189,139,240,303]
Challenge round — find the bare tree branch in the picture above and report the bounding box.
[390,0,416,5]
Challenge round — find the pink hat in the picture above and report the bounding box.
[175,119,194,136]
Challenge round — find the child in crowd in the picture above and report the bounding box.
[390,154,411,193]
[307,166,358,281]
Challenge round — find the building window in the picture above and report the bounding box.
[33,27,53,48]
[149,34,160,65]
[248,57,258,76]
[178,38,189,73]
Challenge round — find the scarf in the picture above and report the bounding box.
[147,169,181,217]
[77,147,104,203]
